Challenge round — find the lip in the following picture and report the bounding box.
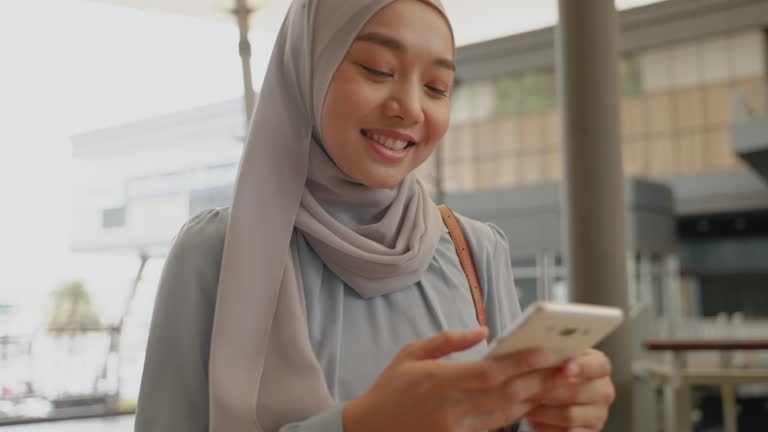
[363,128,417,144]
[362,132,414,163]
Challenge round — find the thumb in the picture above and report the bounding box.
[402,327,488,361]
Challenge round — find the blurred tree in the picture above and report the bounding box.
[47,280,101,334]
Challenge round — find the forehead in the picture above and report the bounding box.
[356,0,454,57]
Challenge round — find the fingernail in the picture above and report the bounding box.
[566,362,581,377]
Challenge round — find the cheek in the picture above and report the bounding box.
[322,83,348,133]
[323,73,378,136]
[427,105,451,145]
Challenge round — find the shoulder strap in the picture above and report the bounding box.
[437,205,488,334]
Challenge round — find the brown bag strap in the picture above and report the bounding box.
[437,205,488,333]
[439,205,512,432]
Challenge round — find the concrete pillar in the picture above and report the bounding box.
[555,1,634,431]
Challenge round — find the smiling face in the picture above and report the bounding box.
[320,0,455,189]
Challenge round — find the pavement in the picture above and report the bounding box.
[0,415,134,432]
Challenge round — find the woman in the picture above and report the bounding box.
[135,1,616,431]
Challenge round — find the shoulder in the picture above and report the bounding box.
[449,210,514,300]
[451,211,509,257]
[173,207,230,249]
[448,210,521,334]
[166,207,231,273]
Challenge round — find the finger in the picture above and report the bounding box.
[464,368,559,414]
[560,349,612,381]
[526,404,608,429]
[443,349,553,390]
[451,369,558,432]
[462,401,534,432]
[536,376,615,405]
[526,420,593,432]
[400,328,488,361]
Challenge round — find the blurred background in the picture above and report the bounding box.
[0,0,766,431]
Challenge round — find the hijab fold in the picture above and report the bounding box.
[209,1,450,430]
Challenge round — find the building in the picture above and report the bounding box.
[424,0,768,318]
[70,98,245,256]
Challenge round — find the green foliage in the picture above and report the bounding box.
[620,55,644,97]
[117,399,138,413]
[495,71,555,116]
[47,280,102,334]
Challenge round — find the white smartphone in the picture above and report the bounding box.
[486,301,624,367]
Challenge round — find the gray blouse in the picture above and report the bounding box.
[135,207,525,432]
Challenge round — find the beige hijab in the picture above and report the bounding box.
[209,0,452,431]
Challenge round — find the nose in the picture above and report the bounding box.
[383,81,425,125]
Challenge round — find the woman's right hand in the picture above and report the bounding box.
[342,327,558,432]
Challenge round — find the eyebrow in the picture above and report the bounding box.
[354,32,455,72]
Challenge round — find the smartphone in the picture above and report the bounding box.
[485,301,624,367]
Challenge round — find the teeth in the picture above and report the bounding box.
[368,132,408,151]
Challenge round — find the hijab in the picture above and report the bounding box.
[209,1,452,430]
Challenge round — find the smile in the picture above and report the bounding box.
[361,129,415,151]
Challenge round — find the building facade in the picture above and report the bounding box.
[413,0,768,193]
[412,0,768,318]
[70,99,245,256]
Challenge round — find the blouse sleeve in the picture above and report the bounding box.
[134,209,228,432]
[134,208,347,432]
[277,404,345,432]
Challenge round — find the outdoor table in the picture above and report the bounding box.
[645,339,768,432]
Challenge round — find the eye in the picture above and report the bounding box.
[425,85,449,98]
[359,64,393,78]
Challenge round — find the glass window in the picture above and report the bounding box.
[639,47,673,93]
[698,36,729,84]
[514,277,538,310]
[450,83,475,125]
[102,206,126,229]
[671,42,700,88]
[510,256,536,268]
[698,275,768,318]
[727,30,765,80]
[450,81,497,125]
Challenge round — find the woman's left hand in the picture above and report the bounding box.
[524,349,615,432]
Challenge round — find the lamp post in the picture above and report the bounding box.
[233,0,257,131]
